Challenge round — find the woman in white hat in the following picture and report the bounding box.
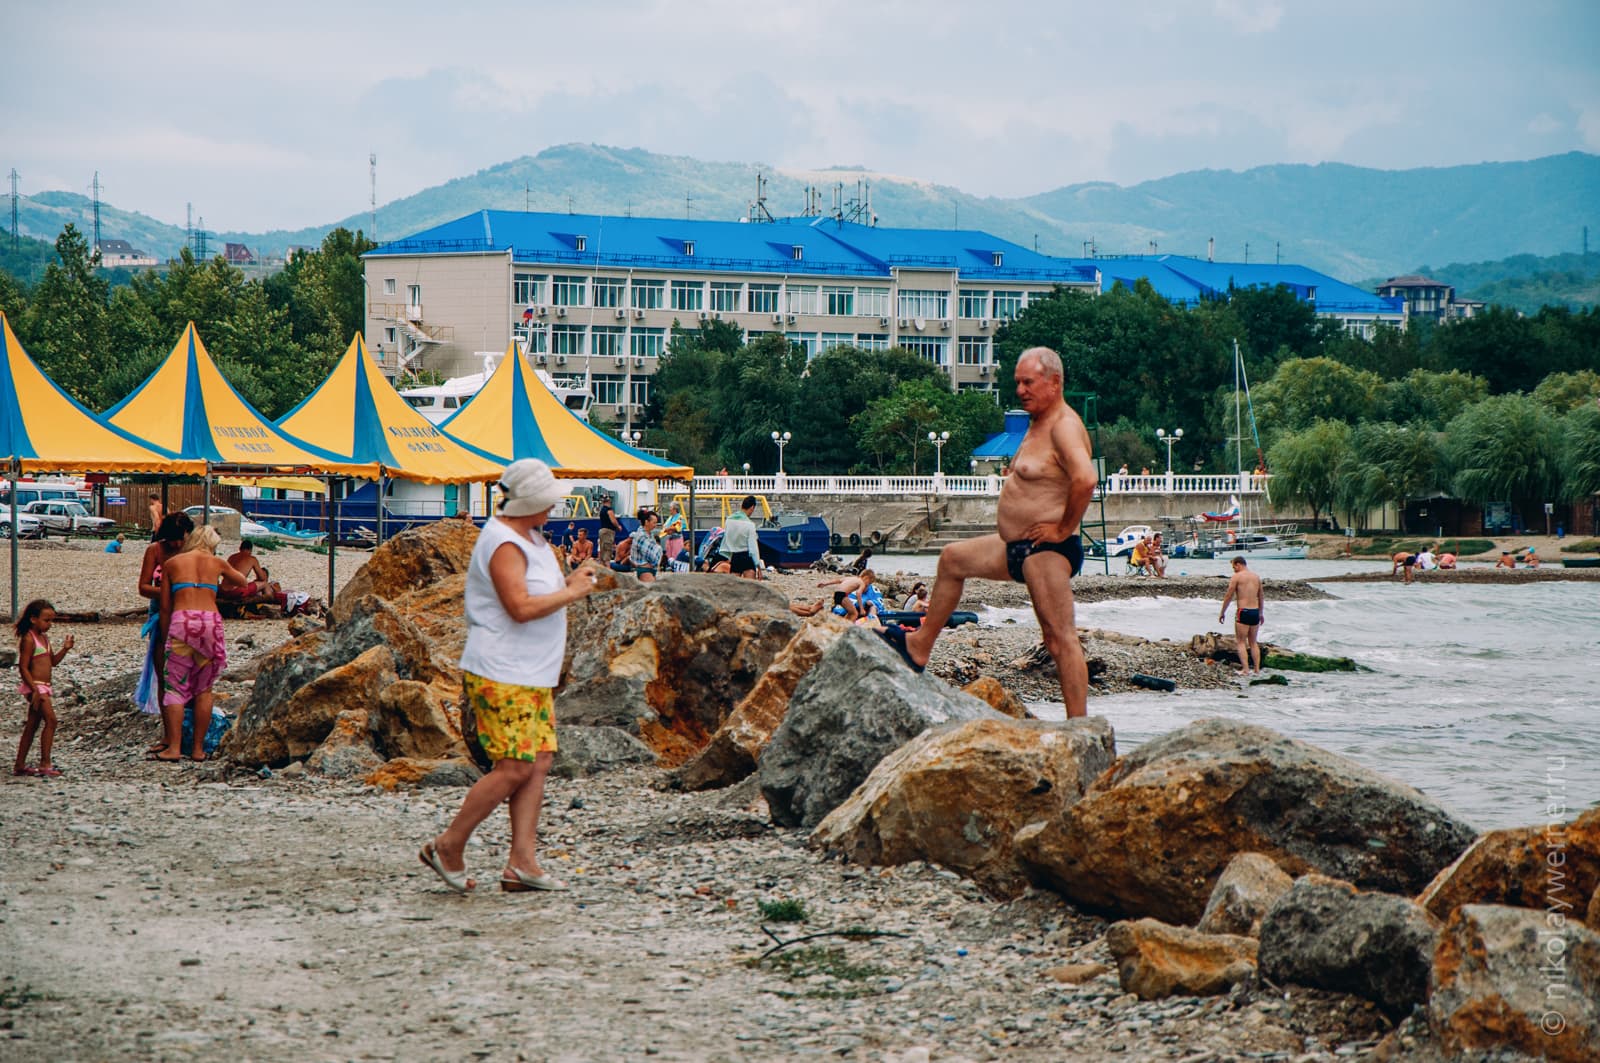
[420,459,600,893]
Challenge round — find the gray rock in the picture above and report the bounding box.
[306,741,384,781]
[419,759,483,788]
[1197,853,1294,937]
[1258,874,1438,1017]
[551,725,658,779]
[758,627,1007,828]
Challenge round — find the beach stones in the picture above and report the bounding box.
[1197,852,1295,937]
[810,716,1114,898]
[758,628,1006,828]
[1417,806,1600,926]
[549,725,657,779]
[1104,919,1258,999]
[224,645,398,765]
[331,518,477,623]
[1014,718,1477,924]
[1258,874,1439,1016]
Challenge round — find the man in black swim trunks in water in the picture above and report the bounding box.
[882,346,1098,716]
[1219,556,1265,675]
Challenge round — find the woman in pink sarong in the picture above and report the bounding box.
[154,525,249,762]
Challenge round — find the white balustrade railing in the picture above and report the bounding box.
[658,473,1271,497]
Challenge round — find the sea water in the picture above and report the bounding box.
[891,553,1600,830]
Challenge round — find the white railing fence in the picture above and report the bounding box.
[657,473,1270,498]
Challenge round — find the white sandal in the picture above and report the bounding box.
[500,866,569,892]
[419,841,475,893]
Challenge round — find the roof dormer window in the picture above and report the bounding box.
[992,251,1004,267]
[575,235,587,252]
[684,240,695,256]
[792,245,804,261]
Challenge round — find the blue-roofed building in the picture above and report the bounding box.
[363,210,1100,425]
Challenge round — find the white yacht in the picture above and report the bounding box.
[399,350,593,424]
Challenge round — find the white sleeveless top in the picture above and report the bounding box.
[459,518,566,687]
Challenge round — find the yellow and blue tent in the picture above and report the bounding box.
[441,343,693,480]
[277,335,504,484]
[103,323,375,476]
[0,311,187,474]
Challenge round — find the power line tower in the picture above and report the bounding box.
[369,152,377,241]
[91,171,102,251]
[8,169,18,250]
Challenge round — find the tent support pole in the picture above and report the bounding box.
[8,462,19,622]
[376,470,385,545]
[326,476,337,624]
[202,467,212,528]
[160,477,169,534]
[686,476,696,571]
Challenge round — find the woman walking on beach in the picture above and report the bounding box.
[136,512,195,721]
[420,459,600,894]
[154,525,249,762]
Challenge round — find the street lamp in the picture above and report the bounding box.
[742,462,750,479]
[771,431,791,475]
[927,430,950,475]
[1155,427,1183,479]
[624,430,641,447]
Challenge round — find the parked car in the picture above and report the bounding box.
[182,505,272,540]
[21,500,116,535]
[0,511,46,539]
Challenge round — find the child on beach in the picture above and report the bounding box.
[13,599,73,778]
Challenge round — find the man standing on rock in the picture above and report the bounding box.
[1219,556,1264,675]
[878,347,1098,717]
[597,493,624,563]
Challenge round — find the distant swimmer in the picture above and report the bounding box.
[1495,551,1516,569]
[1438,552,1457,570]
[1219,556,1265,676]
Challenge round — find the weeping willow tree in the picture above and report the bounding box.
[1442,395,1564,514]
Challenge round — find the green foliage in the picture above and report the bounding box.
[793,346,939,473]
[756,946,887,998]
[1532,370,1600,413]
[756,899,808,922]
[850,377,1001,474]
[0,232,58,288]
[1559,401,1600,501]
[1252,357,1386,440]
[1344,422,1444,516]
[1351,537,1494,556]
[1383,369,1488,427]
[20,224,111,405]
[1443,395,1564,508]
[1267,420,1354,525]
[1562,538,1600,554]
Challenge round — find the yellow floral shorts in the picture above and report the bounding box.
[463,672,557,761]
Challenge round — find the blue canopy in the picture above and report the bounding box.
[973,409,1030,460]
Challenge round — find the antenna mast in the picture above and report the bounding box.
[748,172,775,223]
[8,170,18,250]
[369,153,377,241]
[91,171,102,251]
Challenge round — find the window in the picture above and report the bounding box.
[991,290,1024,320]
[591,374,625,405]
[590,326,625,359]
[900,336,949,366]
[551,324,586,356]
[897,289,947,320]
[683,240,695,257]
[552,276,587,307]
[824,286,855,316]
[629,377,651,407]
[518,325,548,353]
[748,283,780,314]
[669,279,704,311]
[407,284,422,305]
[744,330,768,342]
[856,287,890,318]
[957,337,991,365]
[592,277,626,308]
[786,285,818,316]
[709,282,743,313]
[820,332,854,353]
[631,328,666,359]
[384,327,397,345]
[959,290,990,319]
[856,333,889,351]
[383,278,396,296]
[786,332,818,358]
[958,381,998,398]
[513,273,546,305]
[631,279,665,310]
[575,235,587,253]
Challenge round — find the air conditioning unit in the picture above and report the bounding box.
[712,311,722,321]
[634,308,645,319]
[615,308,626,319]
[536,306,547,317]
[879,316,890,327]
[698,310,709,321]
[978,318,989,329]
[979,364,990,376]
[536,353,547,365]
[897,318,909,329]
[786,313,797,324]
[556,355,567,365]
[633,356,645,368]
[614,355,625,367]
[556,307,567,317]
[772,313,783,323]
[939,319,950,330]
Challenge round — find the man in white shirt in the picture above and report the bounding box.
[719,495,764,579]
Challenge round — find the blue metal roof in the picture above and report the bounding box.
[973,410,1031,460]
[369,210,1099,284]
[1071,255,1403,315]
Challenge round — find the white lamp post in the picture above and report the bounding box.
[771,431,791,475]
[742,462,750,480]
[1156,427,1183,488]
[927,430,950,475]
[624,430,641,448]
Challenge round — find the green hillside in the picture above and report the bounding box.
[12,146,1598,283]
[1356,251,1600,314]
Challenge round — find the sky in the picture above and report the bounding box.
[6,0,1598,231]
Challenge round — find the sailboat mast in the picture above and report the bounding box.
[1233,339,1243,479]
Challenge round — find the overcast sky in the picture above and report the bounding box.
[7,0,1597,231]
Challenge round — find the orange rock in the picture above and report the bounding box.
[363,756,481,791]
[1104,919,1258,999]
[1418,807,1600,924]
[376,679,469,761]
[332,519,478,622]
[1198,853,1294,937]
[1043,962,1111,984]
[810,716,1115,898]
[961,676,1031,719]
[223,645,397,765]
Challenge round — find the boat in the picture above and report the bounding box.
[1085,525,1156,559]
[251,518,327,546]
[1561,557,1600,568]
[398,349,593,424]
[671,493,831,569]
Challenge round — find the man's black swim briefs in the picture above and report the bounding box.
[1237,607,1261,626]
[1006,534,1083,583]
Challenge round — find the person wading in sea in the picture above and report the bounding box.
[1219,556,1265,675]
[877,346,1098,717]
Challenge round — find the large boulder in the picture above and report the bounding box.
[560,575,801,765]
[305,702,385,780]
[1104,919,1258,999]
[1429,904,1600,1061]
[1014,718,1477,924]
[375,679,470,761]
[1418,806,1600,924]
[672,615,851,791]
[550,725,657,779]
[960,676,1030,719]
[1258,874,1439,1017]
[1197,852,1294,937]
[331,518,477,623]
[810,716,1115,897]
[223,645,397,765]
[758,628,1007,828]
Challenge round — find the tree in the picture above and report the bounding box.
[20,224,110,405]
[708,334,805,470]
[1227,283,1325,373]
[1346,421,1444,521]
[1531,370,1600,414]
[792,345,938,473]
[1383,369,1488,428]
[1559,401,1600,501]
[1266,420,1354,528]
[1251,357,1386,440]
[852,378,950,473]
[1443,395,1563,514]
[1427,307,1540,394]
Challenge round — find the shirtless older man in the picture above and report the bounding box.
[1219,556,1265,675]
[879,347,1098,717]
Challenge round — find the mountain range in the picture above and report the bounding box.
[12,145,1599,283]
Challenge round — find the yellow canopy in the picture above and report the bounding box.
[277,335,504,484]
[441,343,693,480]
[103,323,375,476]
[0,312,188,474]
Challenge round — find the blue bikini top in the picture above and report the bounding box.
[169,581,220,593]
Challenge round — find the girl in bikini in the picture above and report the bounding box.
[13,599,73,777]
[153,525,249,762]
